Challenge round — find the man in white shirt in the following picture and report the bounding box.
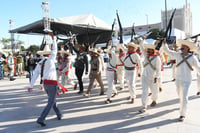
[138,39,161,113]
[104,47,118,103]
[28,32,62,127]
[162,38,200,121]
[119,42,143,103]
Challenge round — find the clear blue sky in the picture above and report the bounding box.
[1,0,199,47]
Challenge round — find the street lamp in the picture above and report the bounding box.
[146,14,149,30]
[145,14,148,25]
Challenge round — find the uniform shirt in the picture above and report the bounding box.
[16,55,23,64]
[163,43,200,82]
[7,55,14,67]
[29,39,57,88]
[120,44,143,74]
[140,41,161,80]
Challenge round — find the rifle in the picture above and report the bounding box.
[155,8,176,50]
[130,23,136,42]
[106,19,116,48]
[116,10,123,44]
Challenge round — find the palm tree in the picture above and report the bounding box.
[0,38,11,49]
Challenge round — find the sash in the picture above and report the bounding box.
[143,56,157,70]
[176,54,193,71]
[124,53,136,69]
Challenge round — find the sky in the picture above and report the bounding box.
[1,0,200,48]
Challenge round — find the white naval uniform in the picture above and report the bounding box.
[116,53,125,90]
[139,41,161,109]
[106,49,118,99]
[121,45,143,99]
[163,43,200,116]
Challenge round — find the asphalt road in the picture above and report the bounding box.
[1,65,200,133]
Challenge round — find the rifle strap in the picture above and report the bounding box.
[143,56,157,70]
[40,59,47,84]
[176,54,193,71]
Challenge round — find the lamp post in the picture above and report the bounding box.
[146,14,149,30]
[9,19,15,53]
[165,0,168,29]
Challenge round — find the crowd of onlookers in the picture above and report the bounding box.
[0,51,42,81]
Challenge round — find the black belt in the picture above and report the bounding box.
[92,69,97,71]
[125,66,135,70]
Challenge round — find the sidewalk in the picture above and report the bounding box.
[0,66,200,133]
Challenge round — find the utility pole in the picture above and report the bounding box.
[165,0,168,29]
[9,19,15,53]
[146,14,149,30]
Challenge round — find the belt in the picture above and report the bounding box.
[92,69,97,71]
[43,80,57,85]
[125,66,135,70]
[117,64,124,67]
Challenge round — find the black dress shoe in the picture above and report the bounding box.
[78,91,83,94]
[119,88,123,91]
[150,101,157,107]
[74,83,77,90]
[57,115,62,120]
[179,116,185,121]
[37,121,46,127]
[111,92,118,98]
[99,92,104,95]
[130,98,134,103]
[105,99,112,104]
[10,77,16,81]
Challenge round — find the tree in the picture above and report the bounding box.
[0,38,11,49]
[147,28,165,40]
[27,45,40,54]
[21,46,25,51]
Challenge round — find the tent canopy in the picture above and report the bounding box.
[10,14,112,44]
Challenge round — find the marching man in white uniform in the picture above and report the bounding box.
[138,39,161,113]
[162,38,200,121]
[104,47,118,104]
[119,42,143,103]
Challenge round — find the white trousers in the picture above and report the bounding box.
[17,63,23,74]
[116,66,125,89]
[125,69,137,99]
[141,75,158,108]
[175,80,191,116]
[197,73,200,92]
[172,64,176,79]
[106,70,117,99]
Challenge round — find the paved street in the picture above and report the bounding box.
[1,66,200,133]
